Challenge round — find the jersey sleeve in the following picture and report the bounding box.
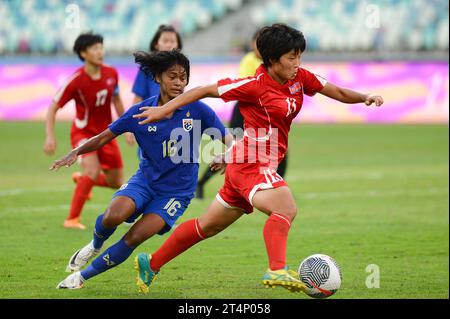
[53,73,79,108]
[108,104,139,135]
[299,68,327,96]
[132,69,148,99]
[197,101,227,140]
[217,76,260,103]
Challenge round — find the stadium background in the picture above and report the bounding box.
[0,0,448,299]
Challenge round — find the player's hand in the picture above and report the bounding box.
[43,136,57,156]
[125,132,136,146]
[132,106,168,124]
[210,154,226,175]
[49,150,78,171]
[365,94,384,107]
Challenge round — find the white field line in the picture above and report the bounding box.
[285,172,387,181]
[0,186,72,197]
[1,170,445,198]
[0,203,106,214]
[284,170,448,182]
[0,171,382,198]
[300,187,448,199]
[2,188,446,215]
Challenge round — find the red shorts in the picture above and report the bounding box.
[216,162,287,214]
[71,133,123,170]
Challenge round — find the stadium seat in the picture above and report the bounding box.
[0,0,447,54]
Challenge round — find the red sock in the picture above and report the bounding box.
[150,219,206,271]
[263,212,291,271]
[94,173,108,187]
[67,175,95,220]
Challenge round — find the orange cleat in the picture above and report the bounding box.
[72,172,92,200]
[64,218,86,230]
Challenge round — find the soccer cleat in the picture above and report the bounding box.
[134,253,158,294]
[56,271,85,289]
[64,218,86,230]
[262,268,307,293]
[72,172,92,200]
[286,268,300,278]
[66,241,102,272]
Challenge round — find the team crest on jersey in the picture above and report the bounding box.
[289,82,302,94]
[182,118,193,132]
[106,77,116,86]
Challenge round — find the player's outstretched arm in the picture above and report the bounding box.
[133,84,219,124]
[319,82,384,107]
[49,129,117,171]
[43,102,60,156]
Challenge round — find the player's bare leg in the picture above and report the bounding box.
[252,185,297,221]
[64,153,101,229]
[66,196,136,272]
[79,152,102,181]
[103,168,133,226]
[125,213,166,247]
[197,199,245,237]
[252,186,306,293]
[102,168,124,189]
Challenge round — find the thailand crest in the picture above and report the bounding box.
[182,118,193,132]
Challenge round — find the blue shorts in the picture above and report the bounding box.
[114,173,193,235]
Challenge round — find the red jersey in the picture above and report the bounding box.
[218,65,327,167]
[53,65,119,136]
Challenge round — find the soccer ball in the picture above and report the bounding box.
[298,254,342,298]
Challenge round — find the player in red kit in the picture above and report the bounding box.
[132,24,384,294]
[44,32,133,230]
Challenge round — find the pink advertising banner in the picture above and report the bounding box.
[0,61,448,123]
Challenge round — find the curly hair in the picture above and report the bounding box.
[133,49,190,84]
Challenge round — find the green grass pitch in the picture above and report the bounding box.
[0,122,448,299]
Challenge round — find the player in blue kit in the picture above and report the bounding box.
[131,25,183,161]
[51,50,232,289]
[132,25,182,103]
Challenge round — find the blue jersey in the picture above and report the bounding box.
[109,95,226,197]
[132,69,160,100]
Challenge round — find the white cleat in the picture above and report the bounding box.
[56,271,85,289]
[66,241,102,272]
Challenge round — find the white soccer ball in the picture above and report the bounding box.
[298,254,342,298]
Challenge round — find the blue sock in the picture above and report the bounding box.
[81,238,135,280]
[93,213,117,249]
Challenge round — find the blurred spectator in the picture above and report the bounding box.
[0,0,447,55]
